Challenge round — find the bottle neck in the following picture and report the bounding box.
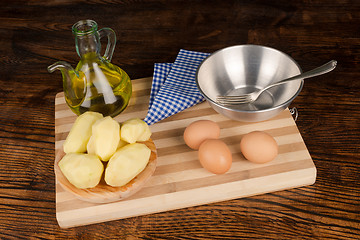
[72,20,101,58]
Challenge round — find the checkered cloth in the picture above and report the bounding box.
[148,63,173,110]
[144,49,210,125]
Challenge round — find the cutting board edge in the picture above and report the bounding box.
[56,166,316,228]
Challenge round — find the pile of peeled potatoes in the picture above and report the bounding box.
[59,111,152,189]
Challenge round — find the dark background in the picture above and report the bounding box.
[0,0,359,239]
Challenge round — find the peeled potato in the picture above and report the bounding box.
[91,116,120,162]
[63,111,103,153]
[117,139,128,149]
[58,153,104,189]
[105,143,151,187]
[86,135,96,155]
[120,118,151,143]
[87,132,125,155]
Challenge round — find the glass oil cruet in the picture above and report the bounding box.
[48,20,132,117]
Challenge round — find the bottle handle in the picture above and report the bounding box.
[98,27,116,62]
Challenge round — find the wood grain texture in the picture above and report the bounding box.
[0,0,359,239]
[55,77,316,228]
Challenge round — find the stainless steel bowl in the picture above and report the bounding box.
[196,45,304,122]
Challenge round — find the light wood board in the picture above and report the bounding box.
[55,77,316,228]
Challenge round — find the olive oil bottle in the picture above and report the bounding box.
[48,20,132,117]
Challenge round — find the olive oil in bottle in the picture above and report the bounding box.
[66,52,132,117]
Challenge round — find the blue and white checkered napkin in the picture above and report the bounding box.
[148,62,173,109]
[144,49,210,125]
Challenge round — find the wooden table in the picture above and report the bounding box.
[0,0,359,239]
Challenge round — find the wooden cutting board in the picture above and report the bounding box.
[55,77,316,228]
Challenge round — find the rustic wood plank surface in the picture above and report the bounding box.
[0,0,359,239]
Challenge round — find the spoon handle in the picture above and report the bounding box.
[264,60,337,90]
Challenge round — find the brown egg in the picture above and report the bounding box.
[183,120,220,150]
[198,139,232,174]
[240,131,278,164]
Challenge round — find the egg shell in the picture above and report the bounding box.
[240,131,278,164]
[183,120,220,150]
[198,139,232,174]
